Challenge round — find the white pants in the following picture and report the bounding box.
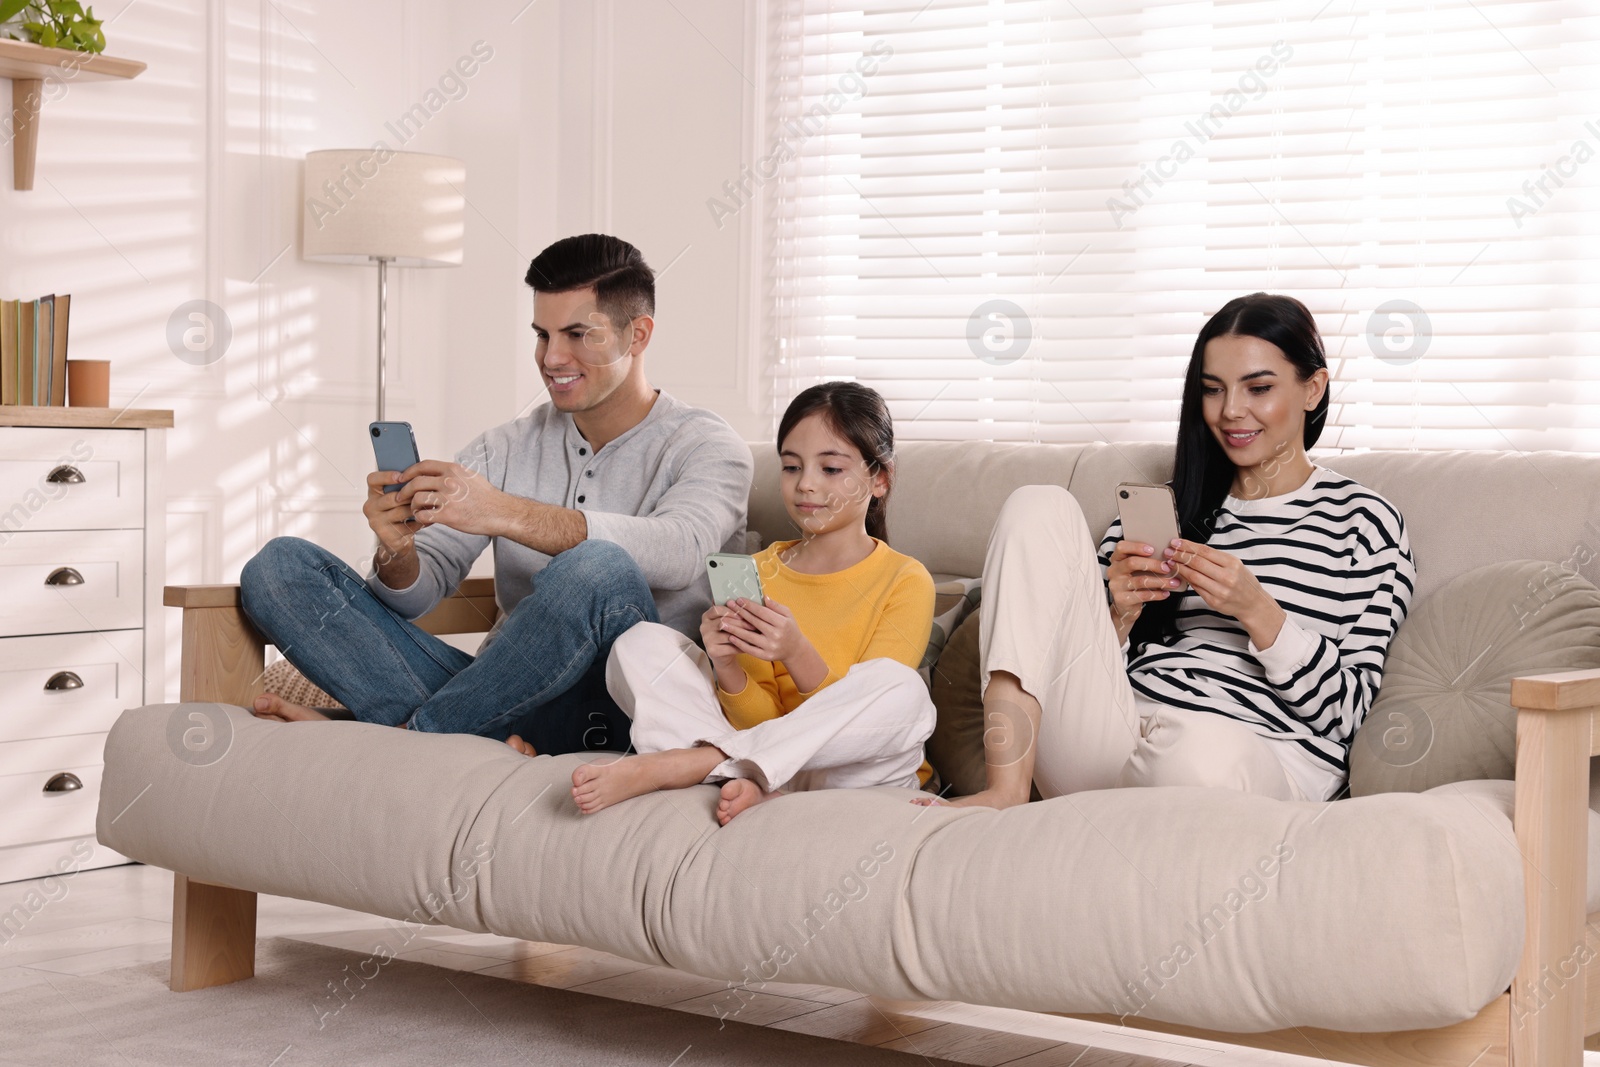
[605,622,936,794]
[980,485,1303,801]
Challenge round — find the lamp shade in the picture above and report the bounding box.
[301,149,465,267]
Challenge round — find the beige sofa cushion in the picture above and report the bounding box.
[1426,778,1600,914]
[100,703,1525,1033]
[1350,560,1600,799]
[745,443,1600,607]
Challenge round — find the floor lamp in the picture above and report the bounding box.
[301,149,466,421]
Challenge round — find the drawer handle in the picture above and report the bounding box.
[45,567,84,586]
[45,671,84,691]
[43,772,83,794]
[46,465,86,484]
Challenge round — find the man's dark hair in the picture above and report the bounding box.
[525,234,655,329]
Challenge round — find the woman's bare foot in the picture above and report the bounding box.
[570,747,725,815]
[251,693,330,722]
[715,779,779,826]
[910,788,1024,810]
[505,735,538,757]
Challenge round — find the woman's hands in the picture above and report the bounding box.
[699,596,829,695]
[1105,539,1182,640]
[1167,539,1284,647]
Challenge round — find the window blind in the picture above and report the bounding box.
[762,0,1600,451]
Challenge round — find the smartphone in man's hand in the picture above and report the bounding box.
[370,422,420,493]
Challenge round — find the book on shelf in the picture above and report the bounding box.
[0,300,15,405]
[0,293,74,406]
[51,294,70,405]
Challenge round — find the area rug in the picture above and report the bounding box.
[0,937,961,1066]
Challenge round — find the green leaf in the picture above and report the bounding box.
[37,21,54,46]
[52,0,83,14]
[0,0,29,23]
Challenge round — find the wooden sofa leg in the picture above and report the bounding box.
[170,873,257,991]
[1509,702,1591,1066]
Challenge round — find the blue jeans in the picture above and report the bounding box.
[237,537,658,752]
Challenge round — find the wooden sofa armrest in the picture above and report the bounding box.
[162,577,500,706]
[1507,667,1600,1066]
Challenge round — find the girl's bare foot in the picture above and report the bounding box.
[506,735,538,757]
[570,747,725,815]
[715,779,779,826]
[251,694,330,722]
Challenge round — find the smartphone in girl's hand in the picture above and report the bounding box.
[706,553,764,607]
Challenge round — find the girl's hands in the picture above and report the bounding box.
[699,604,743,670]
[719,596,810,664]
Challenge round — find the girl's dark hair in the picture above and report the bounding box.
[777,382,896,543]
[1128,292,1329,654]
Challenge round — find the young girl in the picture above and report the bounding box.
[537,381,937,824]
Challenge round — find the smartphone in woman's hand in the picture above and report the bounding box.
[1117,483,1187,591]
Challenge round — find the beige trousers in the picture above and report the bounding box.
[606,622,935,794]
[979,485,1302,801]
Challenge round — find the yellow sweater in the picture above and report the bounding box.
[717,538,936,781]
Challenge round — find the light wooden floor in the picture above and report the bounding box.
[0,862,1548,1067]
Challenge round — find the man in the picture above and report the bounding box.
[239,234,754,754]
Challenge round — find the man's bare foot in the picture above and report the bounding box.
[715,779,779,826]
[570,747,725,815]
[506,735,538,757]
[251,693,330,723]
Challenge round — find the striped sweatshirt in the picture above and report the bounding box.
[1096,465,1416,798]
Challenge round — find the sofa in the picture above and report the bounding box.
[97,440,1600,1067]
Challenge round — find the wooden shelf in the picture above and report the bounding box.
[0,38,145,191]
[0,405,172,429]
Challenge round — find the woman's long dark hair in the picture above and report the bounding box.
[777,382,896,543]
[1127,293,1329,655]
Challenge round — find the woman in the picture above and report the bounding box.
[516,381,937,825]
[918,293,1415,808]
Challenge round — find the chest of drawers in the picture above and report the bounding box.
[0,408,171,885]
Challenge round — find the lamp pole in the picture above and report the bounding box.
[375,255,392,422]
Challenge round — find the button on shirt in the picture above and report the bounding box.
[366,390,754,645]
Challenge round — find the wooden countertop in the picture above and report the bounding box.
[0,406,174,429]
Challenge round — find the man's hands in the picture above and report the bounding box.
[700,595,829,697]
[395,460,512,537]
[364,470,420,578]
[365,460,513,556]
[365,460,509,587]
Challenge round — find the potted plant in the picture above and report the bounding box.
[0,0,106,53]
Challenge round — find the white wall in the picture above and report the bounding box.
[0,0,759,701]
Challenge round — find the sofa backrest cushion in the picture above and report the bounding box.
[746,441,1600,606]
[1349,559,1600,798]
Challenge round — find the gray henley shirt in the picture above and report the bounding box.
[365,390,754,645]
